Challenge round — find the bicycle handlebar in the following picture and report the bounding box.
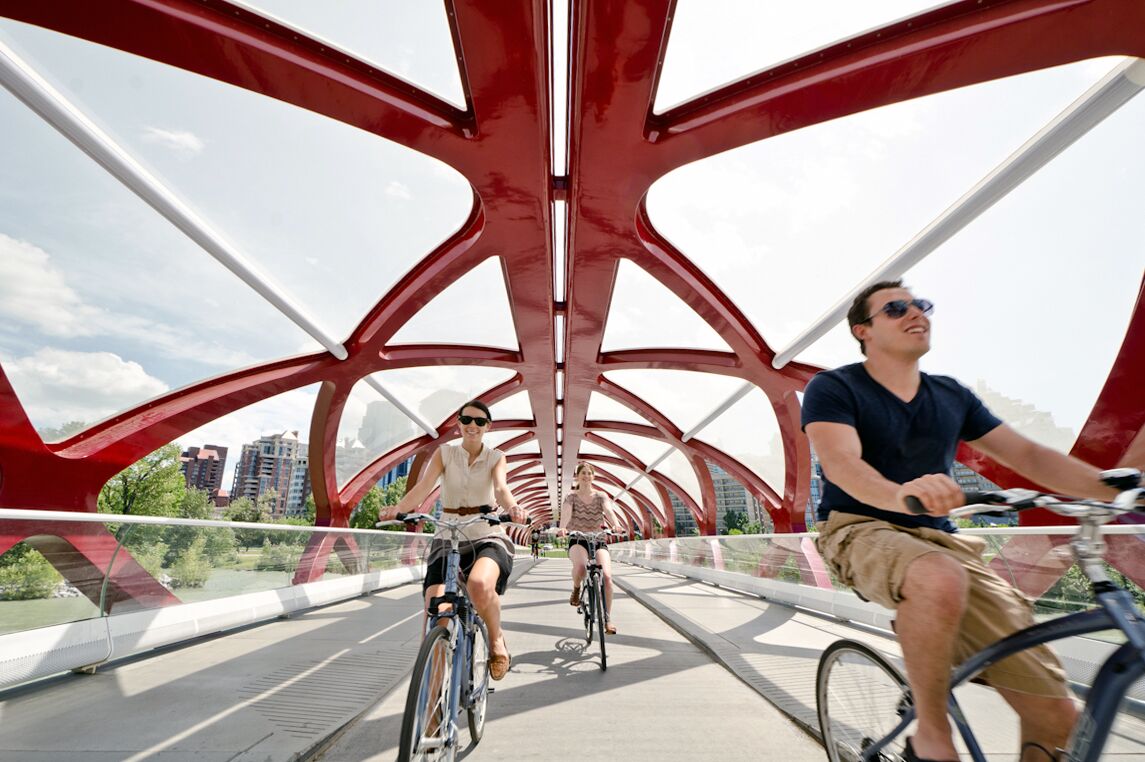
[903,468,1143,520]
[376,510,509,531]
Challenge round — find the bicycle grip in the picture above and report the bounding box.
[904,496,927,514]
[395,512,408,522]
[906,491,997,515]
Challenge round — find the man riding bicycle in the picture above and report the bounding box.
[802,280,1129,762]
[530,527,542,559]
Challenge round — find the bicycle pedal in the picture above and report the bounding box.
[487,687,495,694]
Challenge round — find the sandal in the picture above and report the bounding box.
[489,638,512,681]
[569,588,580,607]
[605,622,617,635]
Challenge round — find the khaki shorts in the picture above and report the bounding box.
[817,511,1069,698]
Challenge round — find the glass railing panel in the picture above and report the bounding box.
[0,537,102,635]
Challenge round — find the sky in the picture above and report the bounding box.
[0,2,1141,503]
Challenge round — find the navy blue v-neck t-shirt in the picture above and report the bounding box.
[801,363,1002,532]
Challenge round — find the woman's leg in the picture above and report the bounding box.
[466,556,508,658]
[596,547,613,615]
[568,543,589,604]
[422,584,447,632]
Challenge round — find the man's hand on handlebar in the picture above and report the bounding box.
[897,473,963,516]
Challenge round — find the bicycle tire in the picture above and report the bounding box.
[595,574,608,671]
[399,624,455,762]
[816,639,910,762]
[466,618,490,743]
[583,578,595,645]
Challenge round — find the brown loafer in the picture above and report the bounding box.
[489,649,512,681]
[569,588,580,607]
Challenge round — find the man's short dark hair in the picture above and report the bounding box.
[458,399,493,421]
[847,279,904,356]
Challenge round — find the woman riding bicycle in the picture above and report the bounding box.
[392,399,523,680]
[559,462,620,634]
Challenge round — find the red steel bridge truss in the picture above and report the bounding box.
[0,0,1142,607]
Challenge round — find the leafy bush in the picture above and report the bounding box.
[256,540,301,572]
[0,549,63,600]
[169,537,211,588]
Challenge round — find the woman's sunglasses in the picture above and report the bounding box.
[458,414,490,426]
[860,298,934,323]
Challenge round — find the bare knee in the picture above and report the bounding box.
[901,552,969,611]
[468,574,496,603]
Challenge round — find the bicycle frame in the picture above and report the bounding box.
[860,586,1145,762]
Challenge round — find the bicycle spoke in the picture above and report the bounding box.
[400,625,455,762]
[817,641,910,762]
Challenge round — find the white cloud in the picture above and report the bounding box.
[140,126,205,158]
[0,234,254,368]
[0,235,105,337]
[2,347,169,431]
[385,180,413,200]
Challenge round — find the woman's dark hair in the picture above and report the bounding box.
[457,399,493,421]
[574,462,595,476]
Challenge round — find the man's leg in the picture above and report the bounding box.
[996,689,1076,761]
[896,551,969,761]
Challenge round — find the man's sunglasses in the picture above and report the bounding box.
[860,298,934,323]
[458,415,490,426]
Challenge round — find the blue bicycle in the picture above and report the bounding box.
[816,468,1145,762]
[569,529,618,671]
[381,509,508,762]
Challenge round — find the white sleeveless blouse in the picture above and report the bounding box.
[433,443,513,551]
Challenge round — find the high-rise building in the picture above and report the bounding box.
[180,445,228,502]
[230,431,310,518]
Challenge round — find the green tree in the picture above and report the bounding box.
[225,496,270,550]
[98,444,186,517]
[169,536,211,588]
[349,477,409,530]
[349,486,385,530]
[723,509,747,534]
[0,544,62,599]
[36,420,87,442]
[163,488,236,565]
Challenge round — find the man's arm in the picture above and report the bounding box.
[806,421,964,516]
[969,424,1117,500]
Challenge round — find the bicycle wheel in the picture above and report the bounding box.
[583,577,595,645]
[595,575,608,671]
[817,640,910,762]
[399,624,456,762]
[466,618,490,743]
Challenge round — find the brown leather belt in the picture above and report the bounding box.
[442,505,492,516]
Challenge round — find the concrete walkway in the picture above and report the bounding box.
[320,559,823,760]
[612,563,1145,761]
[8,558,1134,761]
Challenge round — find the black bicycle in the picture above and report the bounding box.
[380,509,507,762]
[569,529,616,671]
[816,468,1145,762]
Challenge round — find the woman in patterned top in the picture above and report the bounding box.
[392,399,524,680]
[558,462,620,634]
